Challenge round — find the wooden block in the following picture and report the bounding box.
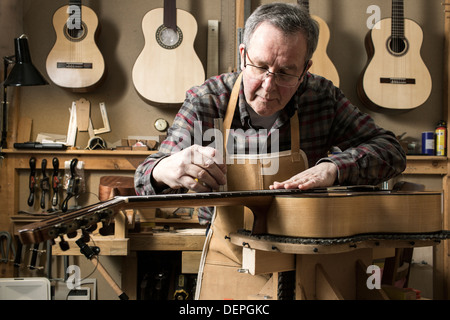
[115,146,132,150]
[315,264,344,300]
[52,235,129,256]
[76,98,90,132]
[16,117,32,142]
[132,145,148,151]
[373,248,395,260]
[247,274,277,300]
[181,251,202,274]
[137,208,156,222]
[242,247,294,275]
[146,140,158,150]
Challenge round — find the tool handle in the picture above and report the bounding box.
[40,159,48,209]
[70,158,78,177]
[27,157,36,207]
[52,157,60,206]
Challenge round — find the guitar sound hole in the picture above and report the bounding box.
[156,25,183,49]
[64,21,87,42]
[387,36,408,56]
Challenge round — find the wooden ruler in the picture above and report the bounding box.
[207,20,219,78]
[220,0,236,72]
[235,0,251,71]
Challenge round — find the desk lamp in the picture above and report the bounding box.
[1,34,48,149]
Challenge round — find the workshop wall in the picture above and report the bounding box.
[2,0,446,151]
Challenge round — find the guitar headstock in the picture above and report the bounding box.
[18,198,123,251]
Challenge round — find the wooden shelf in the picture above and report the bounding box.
[404,155,448,175]
[0,148,156,171]
[1,148,155,156]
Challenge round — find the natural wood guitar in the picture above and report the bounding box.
[298,0,340,87]
[46,0,105,92]
[18,188,442,245]
[132,0,205,104]
[358,0,432,110]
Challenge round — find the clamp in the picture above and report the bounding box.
[62,158,80,212]
[0,231,16,263]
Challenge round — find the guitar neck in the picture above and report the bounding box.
[164,0,177,31]
[18,187,384,245]
[392,0,405,38]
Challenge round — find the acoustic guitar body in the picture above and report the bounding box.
[46,5,105,92]
[132,8,205,105]
[309,15,340,87]
[358,18,432,110]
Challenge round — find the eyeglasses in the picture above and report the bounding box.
[243,48,308,87]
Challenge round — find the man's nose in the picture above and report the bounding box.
[261,71,277,90]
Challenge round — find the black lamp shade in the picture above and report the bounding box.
[4,35,48,87]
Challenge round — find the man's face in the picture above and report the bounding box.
[240,22,311,117]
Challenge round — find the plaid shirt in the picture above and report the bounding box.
[135,72,406,222]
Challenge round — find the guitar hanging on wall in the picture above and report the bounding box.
[298,0,340,87]
[132,0,205,105]
[46,0,105,92]
[358,0,432,110]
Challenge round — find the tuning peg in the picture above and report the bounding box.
[67,231,78,239]
[99,221,114,236]
[81,229,91,243]
[75,237,100,260]
[59,236,70,251]
[86,223,97,233]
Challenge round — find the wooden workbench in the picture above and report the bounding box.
[0,149,448,299]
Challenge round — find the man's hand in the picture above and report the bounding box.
[152,145,227,192]
[269,162,338,190]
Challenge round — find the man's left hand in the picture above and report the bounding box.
[269,162,338,190]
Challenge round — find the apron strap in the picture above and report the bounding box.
[223,73,243,148]
[290,110,301,157]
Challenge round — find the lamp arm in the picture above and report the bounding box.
[1,56,13,149]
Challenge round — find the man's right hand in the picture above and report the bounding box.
[151,145,227,192]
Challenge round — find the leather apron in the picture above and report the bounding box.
[196,73,308,300]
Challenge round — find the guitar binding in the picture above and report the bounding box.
[386,36,409,57]
[156,25,183,50]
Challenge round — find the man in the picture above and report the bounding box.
[134,3,406,224]
[135,2,406,300]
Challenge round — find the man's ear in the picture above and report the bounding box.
[300,60,313,81]
[305,60,313,73]
[239,44,246,71]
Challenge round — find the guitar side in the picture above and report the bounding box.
[46,5,105,92]
[309,15,340,87]
[358,18,432,110]
[132,8,205,104]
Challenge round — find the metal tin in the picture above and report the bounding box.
[422,131,434,155]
